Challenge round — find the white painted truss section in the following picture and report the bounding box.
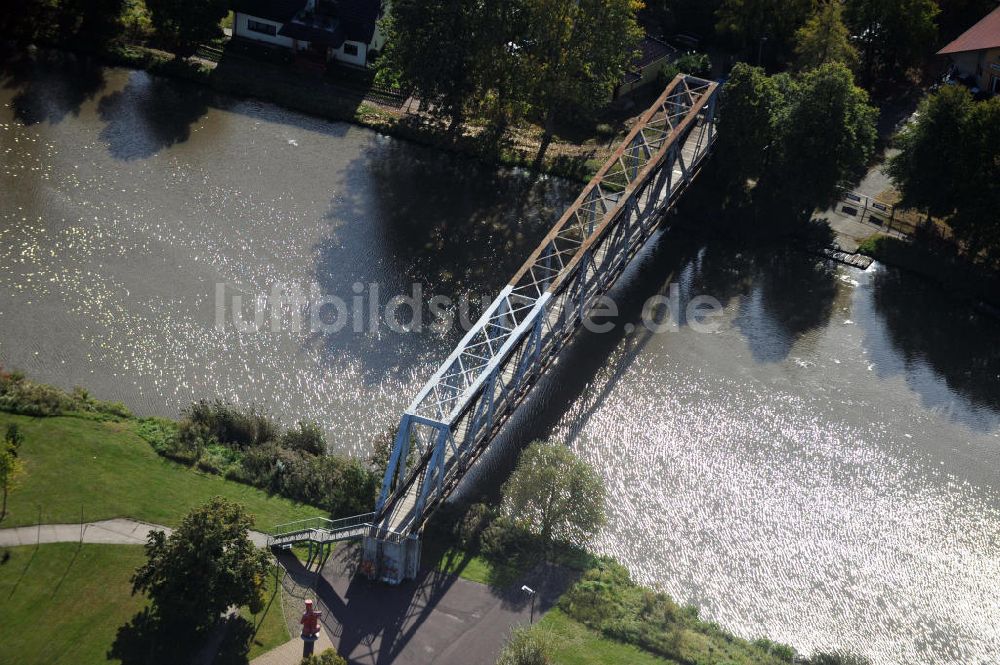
[370,75,721,550]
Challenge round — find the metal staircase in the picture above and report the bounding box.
[267,513,375,549]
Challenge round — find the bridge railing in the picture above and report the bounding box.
[268,512,376,545]
[371,75,720,549]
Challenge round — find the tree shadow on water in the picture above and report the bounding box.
[0,48,105,125]
[96,71,210,161]
[867,266,1000,430]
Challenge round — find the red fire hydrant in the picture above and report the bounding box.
[300,599,323,656]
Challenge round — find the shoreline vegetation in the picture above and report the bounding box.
[0,36,609,183]
[0,367,378,524]
[0,371,868,665]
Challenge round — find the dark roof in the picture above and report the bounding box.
[636,36,676,70]
[317,0,381,43]
[278,18,345,46]
[234,0,307,23]
[938,5,1000,54]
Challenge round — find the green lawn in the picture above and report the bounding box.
[0,412,323,531]
[0,544,147,665]
[431,545,496,586]
[0,543,290,664]
[242,566,290,660]
[540,609,678,665]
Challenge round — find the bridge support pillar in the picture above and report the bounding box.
[361,533,421,585]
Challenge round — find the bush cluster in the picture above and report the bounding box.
[0,367,131,419]
[559,558,797,665]
[139,400,377,516]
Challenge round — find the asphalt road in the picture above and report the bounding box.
[280,544,575,665]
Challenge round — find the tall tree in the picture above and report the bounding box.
[772,62,877,214]
[517,0,643,164]
[889,88,1000,262]
[501,441,606,548]
[375,0,489,129]
[953,97,1000,261]
[0,437,25,521]
[715,62,785,189]
[145,0,229,56]
[845,0,939,83]
[131,497,270,629]
[715,0,813,65]
[794,0,859,70]
[887,85,972,218]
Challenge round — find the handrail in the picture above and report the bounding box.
[270,512,375,538]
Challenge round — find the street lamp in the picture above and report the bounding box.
[757,36,769,66]
[521,585,537,623]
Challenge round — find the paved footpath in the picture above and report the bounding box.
[0,518,270,548]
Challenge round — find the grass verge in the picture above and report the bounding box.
[0,544,289,664]
[0,543,147,665]
[0,411,322,530]
[242,565,290,660]
[539,609,677,665]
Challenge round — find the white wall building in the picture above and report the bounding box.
[233,0,385,67]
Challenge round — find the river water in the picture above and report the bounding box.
[1,52,998,664]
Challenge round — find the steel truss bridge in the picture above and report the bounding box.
[269,74,720,584]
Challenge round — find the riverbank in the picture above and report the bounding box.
[0,39,607,183]
[0,369,379,522]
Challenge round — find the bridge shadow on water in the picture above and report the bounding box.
[303,141,576,385]
[454,220,843,501]
[280,544,572,665]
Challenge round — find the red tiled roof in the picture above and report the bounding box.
[938,5,1000,55]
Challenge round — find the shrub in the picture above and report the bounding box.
[300,649,347,665]
[182,400,279,450]
[495,626,551,665]
[594,123,616,139]
[280,421,326,456]
[136,418,180,456]
[455,502,494,548]
[0,368,131,418]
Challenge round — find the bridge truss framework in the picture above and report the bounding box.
[354,74,721,584]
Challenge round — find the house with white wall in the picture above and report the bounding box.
[937,5,1000,95]
[233,0,385,67]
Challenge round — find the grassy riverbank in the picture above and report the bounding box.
[0,411,321,529]
[0,543,288,664]
[426,506,798,665]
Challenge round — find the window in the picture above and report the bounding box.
[247,19,277,36]
[343,43,359,56]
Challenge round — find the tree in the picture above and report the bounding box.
[495,626,552,665]
[715,63,784,189]
[145,0,228,56]
[845,0,939,83]
[953,97,1000,261]
[0,438,25,521]
[889,88,1000,261]
[501,441,606,548]
[5,424,23,455]
[794,0,859,70]
[716,0,813,65]
[770,62,877,215]
[375,0,489,129]
[887,85,972,218]
[517,0,643,164]
[131,497,270,629]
